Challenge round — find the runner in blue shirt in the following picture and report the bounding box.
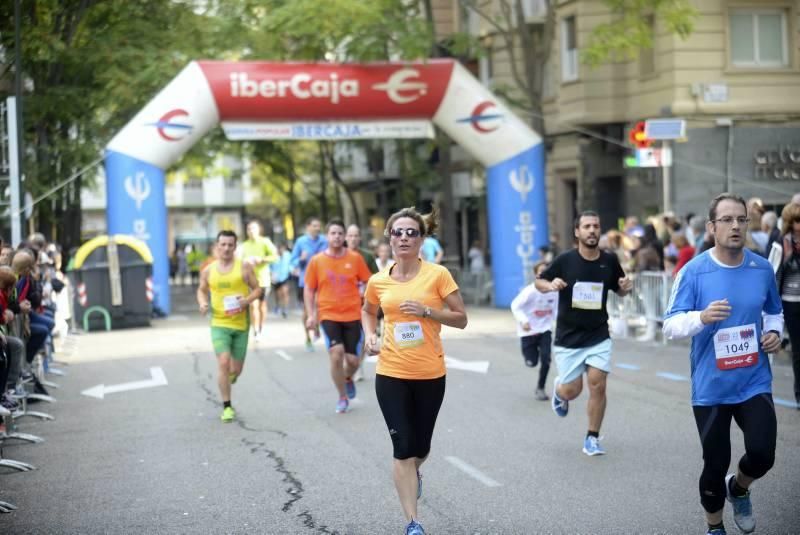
[664,193,783,535]
[290,217,328,351]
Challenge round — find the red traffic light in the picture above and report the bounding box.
[629,121,653,149]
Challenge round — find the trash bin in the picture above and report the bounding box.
[67,234,153,331]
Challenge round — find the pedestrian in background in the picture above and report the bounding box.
[511,260,558,401]
[778,201,800,410]
[420,234,443,264]
[270,243,292,318]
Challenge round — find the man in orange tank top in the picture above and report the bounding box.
[304,219,372,414]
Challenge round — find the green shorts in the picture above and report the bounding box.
[211,326,249,361]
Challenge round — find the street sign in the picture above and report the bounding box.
[645,119,686,140]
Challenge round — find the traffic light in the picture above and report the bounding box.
[628,121,653,149]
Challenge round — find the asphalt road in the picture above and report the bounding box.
[2,295,799,534]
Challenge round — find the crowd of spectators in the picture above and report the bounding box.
[0,232,69,421]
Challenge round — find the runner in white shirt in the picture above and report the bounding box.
[511,261,558,401]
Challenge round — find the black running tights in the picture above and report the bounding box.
[375,374,445,460]
[692,393,777,513]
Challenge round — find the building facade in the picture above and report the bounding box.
[468,0,800,248]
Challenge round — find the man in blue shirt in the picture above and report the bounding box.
[290,217,328,351]
[420,235,443,264]
[664,193,783,535]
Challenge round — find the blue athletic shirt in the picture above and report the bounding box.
[290,234,328,288]
[664,249,782,406]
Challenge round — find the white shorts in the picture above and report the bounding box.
[553,338,612,385]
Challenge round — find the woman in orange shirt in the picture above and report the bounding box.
[362,207,467,535]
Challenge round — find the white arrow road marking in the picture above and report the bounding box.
[444,356,490,374]
[81,367,168,399]
[276,350,293,361]
[445,456,501,487]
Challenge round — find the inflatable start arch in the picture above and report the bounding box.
[105,60,548,312]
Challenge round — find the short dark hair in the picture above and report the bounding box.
[306,216,321,227]
[708,193,747,222]
[574,210,600,229]
[216,230,237,243]
[326,218,345,232]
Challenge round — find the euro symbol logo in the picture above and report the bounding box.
[509,165,534,203]
[372,69,427,104]
[125,172,151,211]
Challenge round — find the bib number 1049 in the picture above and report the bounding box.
[714,323,758,371]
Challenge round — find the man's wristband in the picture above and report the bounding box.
[767,330,780,337]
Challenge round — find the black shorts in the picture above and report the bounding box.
[320,320,364,356]
[375,374,446,460]
[297,284,305,304]
[272,279,288,291]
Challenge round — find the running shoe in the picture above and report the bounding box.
[220,406,236,423]
[305,340,314,352]
[336,397,349,414]
[404,519,425,535]
[582,435,606,456]
[534,388,549,401]
[229,372,238,385]
[551,376,569,417]
[345,378,356,399]
[725,474,755,533]
[416,470,422,499]
[706,527,727,535]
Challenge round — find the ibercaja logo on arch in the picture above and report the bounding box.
[227,68,429,105]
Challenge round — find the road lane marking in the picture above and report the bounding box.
[615,363,641,371]
[276,350,293,361]
[444,356,490,374]
[445,456,501,487]
[774,397,797,408]
[656,372,689,382]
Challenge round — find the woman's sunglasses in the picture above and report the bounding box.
[390,228,421,238]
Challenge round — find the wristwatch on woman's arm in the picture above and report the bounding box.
[423,306,432,318]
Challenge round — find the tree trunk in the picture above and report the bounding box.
[318,143,329,223]
[325,144,361,228]
[435,129,459,262]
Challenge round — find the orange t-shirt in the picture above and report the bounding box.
[305,249,372,322]
[364,260,459,380]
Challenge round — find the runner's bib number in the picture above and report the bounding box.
[223,295,243,315]
[713,323,759,370]
[572,282,603,310]
[394,321,424,349]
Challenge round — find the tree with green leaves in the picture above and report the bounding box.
[458,0,698,135]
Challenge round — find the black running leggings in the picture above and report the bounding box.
[692,393,777,513]
[521,331,551,390]
[375,374,446,460]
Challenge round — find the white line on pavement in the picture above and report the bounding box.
[276,350,293,361]
[774,397,797,409]
[615,363,641,371]
[656,372,689,382]
[445,456,501,487]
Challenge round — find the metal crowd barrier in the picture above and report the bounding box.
[449,268,493,306]
[607,271,673,344]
